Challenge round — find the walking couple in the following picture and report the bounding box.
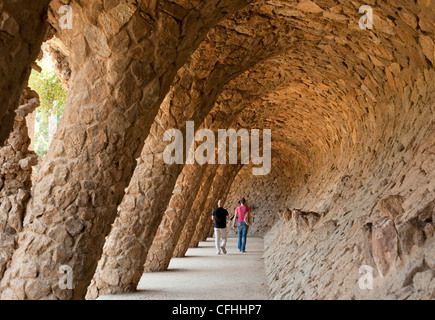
[212,198,252,255]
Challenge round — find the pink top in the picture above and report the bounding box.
[236,206,250,222]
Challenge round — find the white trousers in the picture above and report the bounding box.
[214,227,228,253]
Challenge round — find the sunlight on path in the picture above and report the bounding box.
[98,237,269,300]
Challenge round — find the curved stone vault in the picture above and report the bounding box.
[0,0,434,300]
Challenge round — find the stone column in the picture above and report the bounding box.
[88,14,297,296]
[1,2,152,299]
[87,9,277,295]
[123,24,272,273]
[1,0,250,300]
[0,87,39,279]
[85,73,223,297]
[172,97,265,257]
[0,0,50,144]
[190,164,242,248]
[173,166,220,258]
[143,163,209,272]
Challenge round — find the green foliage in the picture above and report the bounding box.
[28,56,67,157]
[29,59,67,119]
[34,110,49,157]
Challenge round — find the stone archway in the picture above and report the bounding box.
[0,0,434,300]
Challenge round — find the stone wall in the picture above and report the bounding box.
[0,0,434,301]
[1,0,253,300]
[262,80,435,299]
[0,0,50,144]
[0,87,39,279]
[225,164,289,236]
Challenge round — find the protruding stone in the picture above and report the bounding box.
[296,0,323,13]
[372,217,399,277]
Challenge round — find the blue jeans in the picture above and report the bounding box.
[237,222,249,252]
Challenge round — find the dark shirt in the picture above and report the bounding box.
[212,207,229,229]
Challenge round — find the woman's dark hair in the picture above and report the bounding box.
[240,198,246,204]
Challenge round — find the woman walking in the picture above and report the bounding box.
[232,198,251,253]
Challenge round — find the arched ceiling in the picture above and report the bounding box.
[188,0,434,183]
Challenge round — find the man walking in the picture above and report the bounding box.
[212,200,229,255]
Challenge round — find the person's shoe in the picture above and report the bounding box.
[221,247,227,254]
[216,252,221,255]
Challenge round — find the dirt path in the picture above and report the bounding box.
[98,237,269,300]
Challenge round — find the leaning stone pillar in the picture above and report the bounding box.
[190,164,242,248]
[85,73,220,298]
[0,0,50,144]
[86,25,257,295]
[1,3,152,299]
[173,166,220,258]
[0,88,39,280]
[143,164,209,272]
[140,53,268,272]
[2,0,250,300]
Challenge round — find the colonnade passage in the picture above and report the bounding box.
[98,237,268,300]
[0,0,434,300]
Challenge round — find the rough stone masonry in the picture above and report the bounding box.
[0,0,434,300]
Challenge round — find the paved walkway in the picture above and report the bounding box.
[98,237,269,300]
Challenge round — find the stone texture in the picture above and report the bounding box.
[1,0,253,300]
[88,1,300,297]
[225,165,288,236]
[0,0,434,301]
[143,163,209,273]
[0,87,39,279]
[0,0,51,144]
[190,165,243,249]
[372,217,399,277]
[173,166,220,258]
